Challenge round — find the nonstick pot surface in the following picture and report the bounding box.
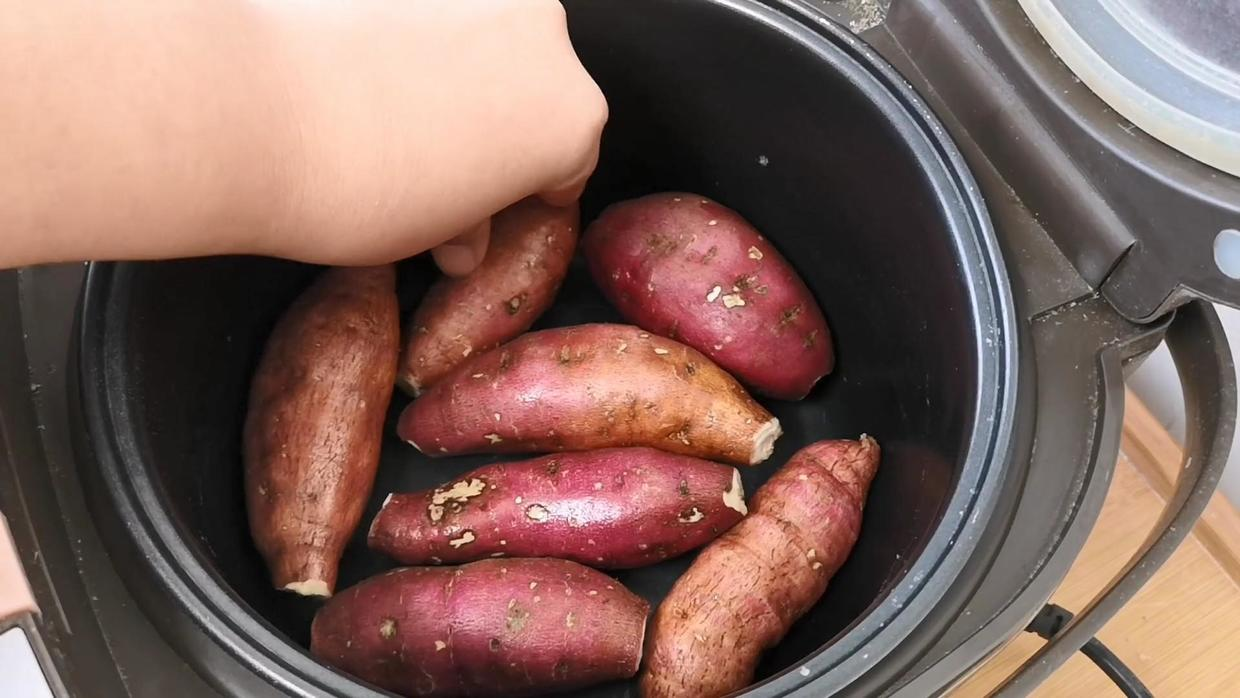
[79,1,1015,696]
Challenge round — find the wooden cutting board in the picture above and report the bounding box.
[952,389,1240,697]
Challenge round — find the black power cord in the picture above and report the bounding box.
[1025,604,1154,698]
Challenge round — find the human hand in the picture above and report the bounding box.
[264,0,607,275]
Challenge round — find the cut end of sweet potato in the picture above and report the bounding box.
[368,493,396,539]
[748,418,782,465]
[630,613,650,676]
[722,468,748,515]
[283,578,332,597]
[396,371,423,398]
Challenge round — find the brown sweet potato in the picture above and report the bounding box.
[243,265,399,597]
[311,558,649,697]
[369,448,747,568]
[583,192,833,400]
[397,323,781,466]
[398,198,578,396]
[640,437,880,698]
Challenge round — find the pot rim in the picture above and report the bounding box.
[77,1,1019,696]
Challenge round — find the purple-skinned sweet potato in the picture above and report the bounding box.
[369,448,748,568]
[396,323,781,466]
[640,437,880,698]
[244,264,399,597]
[583,192,833,400]
[398,198,578,396]
[311,558,649,697]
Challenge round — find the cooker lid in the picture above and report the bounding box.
[1007,0,1240,321]
[867,0,1240,322]
[1020,0,1240,178]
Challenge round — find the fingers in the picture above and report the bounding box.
[536,29,608,208]
[270,0,607,267]
[431,218,491,277]
[538,133,602,207]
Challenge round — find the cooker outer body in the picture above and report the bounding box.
[1,2,1231,698]
[70,1,1024,694]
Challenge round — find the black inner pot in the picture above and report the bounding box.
[79,1,1015,695]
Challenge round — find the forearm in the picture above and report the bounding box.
[0,1,606,269]
[0,0,301,267]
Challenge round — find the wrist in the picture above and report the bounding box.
[246,3,405,265]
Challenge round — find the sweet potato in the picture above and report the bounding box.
[397,323,781,466]
[398,199,578,396]
[243,265,399,597]
[369,448,747,568]
[640,437,880,698]
[583,192,833,400]
[311,558,649,697]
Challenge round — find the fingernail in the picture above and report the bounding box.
[433,244,477,277]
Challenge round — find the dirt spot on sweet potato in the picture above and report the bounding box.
[734,274,760,291]
[556,344,590,366]
[506,293,527,315]
[506,605,530,633]
[679,480,690,497]
[555,661,571,679]
[545,459,561,477]
[668,422,692,446]
[684,362,698,376]
[779,304,804,328]
[490,637,503,651]
[804,330,819,348]
[379,618,398,640]
[525,504,550,522]
[432,478,487,505]
[700,246,719,265]
[624,394,640,422]
[498,350,513,372]
[647,232,680,256]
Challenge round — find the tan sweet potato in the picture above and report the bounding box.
[397,323,781,466]
[369,448,747,568]
[243,265,399,597]
[584,192,833,400]
[311,558,649,697]
[640,437,880,698]
[398,198,578,396]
